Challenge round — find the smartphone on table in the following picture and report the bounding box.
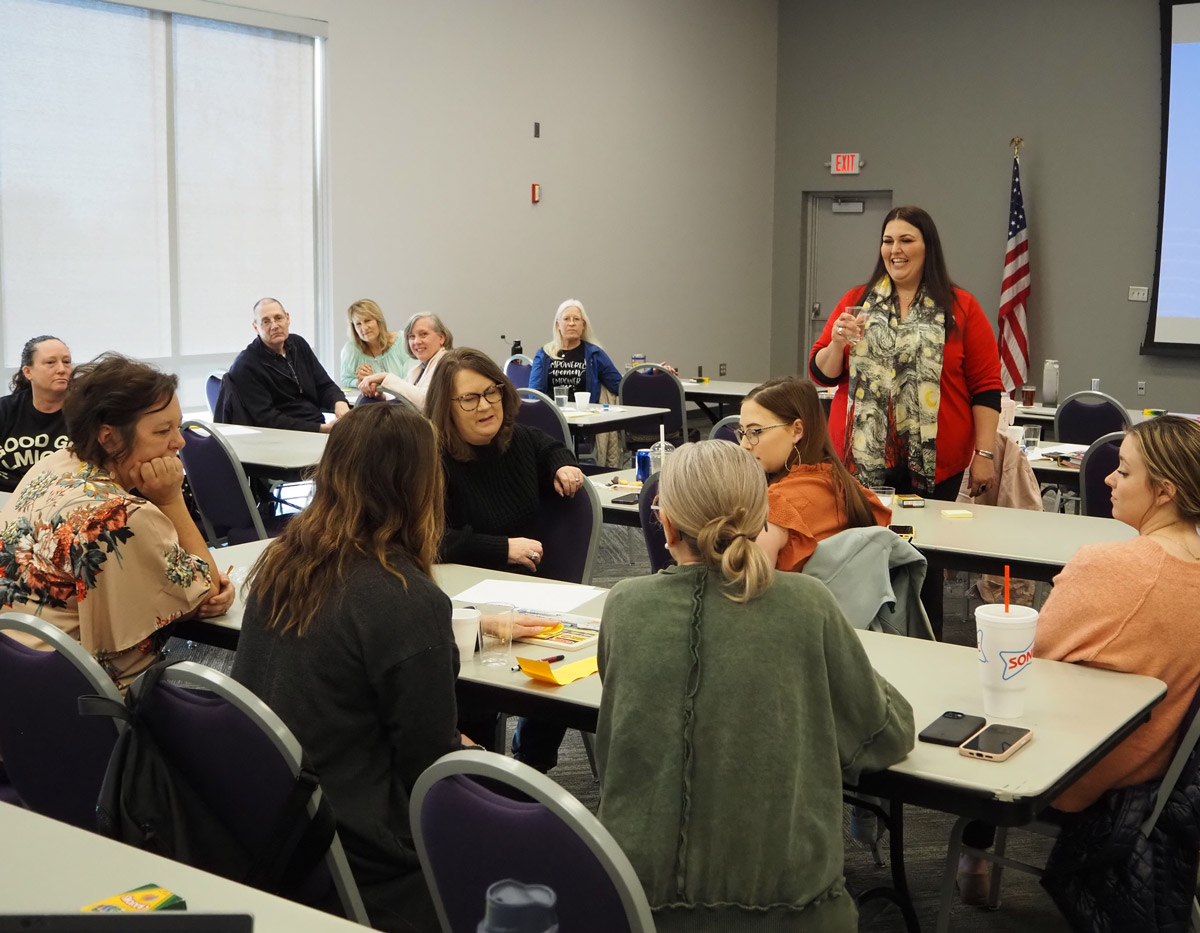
[611,492,640,505]
[918,711,986,747]
[959,723,1033,762]
[889,524,915,542]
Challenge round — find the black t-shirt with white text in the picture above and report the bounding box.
[0,392,70,492]
[547,344,587,396]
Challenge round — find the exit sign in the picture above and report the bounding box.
[830,153,862,175]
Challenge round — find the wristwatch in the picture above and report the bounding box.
[973,448,995,460]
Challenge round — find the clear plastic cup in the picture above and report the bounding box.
[870,486,895,507]
[478,603,515,667]
[552,386,568,409]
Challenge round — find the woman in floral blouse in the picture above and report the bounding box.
[0,354,234,690]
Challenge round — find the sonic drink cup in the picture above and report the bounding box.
[975,604,1039,718]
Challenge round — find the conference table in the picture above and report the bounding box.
[558,402,670,439]
[682,378,835,423]
[180,541,1164,932]
[0,803,365,931]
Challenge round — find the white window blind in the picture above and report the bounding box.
[0,0,322,404]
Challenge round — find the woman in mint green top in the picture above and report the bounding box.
[339,298,414,389]
[595,440,915,932]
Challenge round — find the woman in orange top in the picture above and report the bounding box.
[740,376,891,572]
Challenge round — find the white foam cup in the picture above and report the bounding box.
[975,604,1039,718]
[451,608,481,661]
[574,391,590,410]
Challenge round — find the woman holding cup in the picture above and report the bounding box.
[233,402,471,932]
[809,206,1003,501]
[958,415,1200,901]
[739,376,891,571]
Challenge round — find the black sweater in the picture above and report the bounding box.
[441,422,577,570]
[227,334,344,432]
[232,555,461,922]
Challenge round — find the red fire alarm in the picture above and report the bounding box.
[531,183,541,204]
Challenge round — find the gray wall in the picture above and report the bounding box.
[217,0,779,387]
[772,0,1198,410]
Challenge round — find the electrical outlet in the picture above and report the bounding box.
[1128,286,1149,302]
[1137,381,1146,396]
[719,362,727,377]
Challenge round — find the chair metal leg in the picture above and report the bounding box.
[936,815,970,933]
[579,731,599,782]
[986,825,1008,908]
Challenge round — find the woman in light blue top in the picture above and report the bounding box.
[339,298,414,389]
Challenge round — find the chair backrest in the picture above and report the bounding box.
[0,612,123,829]
[637,471,674,573]
[1054,391,1131,446]
[1079,431,1124,518]
[178,420,268,546]
[533,480,601,585]
[709,414,739,443]
[137,661,368,924]
[213,372,252,426]
[206,371,225,416]
[411,750,656,933]
[618,363,686,448]
[504,354,534,389]
[516,388,572,448]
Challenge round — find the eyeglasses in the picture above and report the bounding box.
[453,383,504,411]
[735,423,790,446]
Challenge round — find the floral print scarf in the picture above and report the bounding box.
[844,276,946,492]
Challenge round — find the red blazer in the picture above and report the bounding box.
[809,286,1003,485]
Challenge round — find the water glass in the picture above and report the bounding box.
[478,603,515,667]
[869,485,895,507]
[1022,424,1042,454]
[552,386,569,409]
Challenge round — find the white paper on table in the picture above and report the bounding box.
[452,579,605,614]
[1036,443,1088,456]
[212,424,260,436]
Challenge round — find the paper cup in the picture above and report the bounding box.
[976,604,1038,718]
[451,607,480,661]
[1004,424,1024,447]
[574,391,590,410]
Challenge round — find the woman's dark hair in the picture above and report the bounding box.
[744,376,877,529]
[247,403,444,636]
[865,205,959,332]
[426,348,520,462]
[62,353,179,467]
[10,335,67,393]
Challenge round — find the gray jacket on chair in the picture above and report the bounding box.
[804,526,934,639]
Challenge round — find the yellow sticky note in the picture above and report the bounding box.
[517,655,599,685]
[521,622,564,639]
[941,509,973,519]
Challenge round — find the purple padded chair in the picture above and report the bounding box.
[504,354,534,390]
[637,472,674,574]
[1053,390,1131,445]
[205,372,224,417]
[178,420,291,546]
[618,363,686,452]
[708,414,739,443]
[515,388,573,448]
[532,480,601,585]
[125,661,369,922]
[411,750,655,933]
[0,612,123,829]
[1079,431,1124,518]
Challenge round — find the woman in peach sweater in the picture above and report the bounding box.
[958,415,1200,900]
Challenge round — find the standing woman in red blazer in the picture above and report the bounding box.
[809,206,1003,501]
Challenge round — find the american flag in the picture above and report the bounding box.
[998,156,1031,393]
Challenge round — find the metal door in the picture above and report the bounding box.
[801,192,893,363]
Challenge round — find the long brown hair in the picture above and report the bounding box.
[247,403,444,636]
[744,376,876,529]
[864,205,959,332]
[426,347,520,461]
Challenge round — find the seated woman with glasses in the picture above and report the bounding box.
[740,376,891,572]
[595,440,914,931]
[426,347,586,573]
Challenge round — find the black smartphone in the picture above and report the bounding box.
[611,492,640,505]
[918,711,986,747]
[959,723,1034,761]
[889,524,915,541]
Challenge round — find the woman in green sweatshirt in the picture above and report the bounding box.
[595,440,915,932]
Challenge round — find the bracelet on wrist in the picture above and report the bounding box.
[973,448,995,460]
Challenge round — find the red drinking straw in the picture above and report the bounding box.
[1004,564,1011,612]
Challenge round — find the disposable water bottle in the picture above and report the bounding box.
[1042,360,1059,407]
[627,352,646,372]
[511,339,523,356]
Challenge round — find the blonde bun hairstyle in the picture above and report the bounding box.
[658,440,773,602]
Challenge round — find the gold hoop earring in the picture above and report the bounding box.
[786,443,803,472]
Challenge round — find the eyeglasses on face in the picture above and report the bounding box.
[735,422,790,446]
[453,383,504,412]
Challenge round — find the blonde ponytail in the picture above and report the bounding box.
[659,441,773,602]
